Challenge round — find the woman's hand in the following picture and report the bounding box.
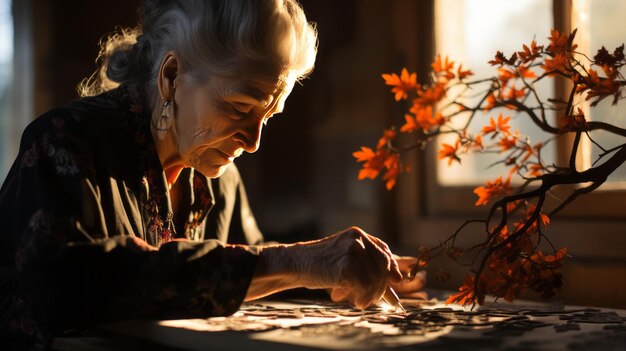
[246,227,403,310]
[389,256,427,299]
[301,227,403,309]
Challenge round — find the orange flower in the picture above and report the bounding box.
[506,199,522,214]
[415,82,447,106]
[544,247,567,264]
[498,64,535,85]
[355,149,387,180]
[498,67,517,86]
[482,113,512,138]
[473,176,511,206]
[530,248,566,266]
[518,64,537,79]
[559,107,588,132]
[580,68,622,106]
[504,86,526,101]
[484,92,497,111]
[438,141,461,165]
[601,63,620,81]
[415,108,433,130]
[546,29,577,54]
[357,164,380,180]
[400,114,419,133]
[431,112,446,127]
[528,163,544,177]
[411,105,446,131]
[457,64,473,81]
[431,55,455,80]
[446,275,479,306]
[519,203,551,234]
[498,136,517,151]
[593,44,625,67]
[541,52,570,76]
[472,134,484,150]
[488,51,518,66]
[382,153,401,190]
[382,68,418,101]
[352,146,376,162]
[376,129,397,149]
[354,130,406,189]
[517,40,543,63]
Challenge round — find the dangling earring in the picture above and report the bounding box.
[155,99,174,132]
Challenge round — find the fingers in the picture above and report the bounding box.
[316,227,407,310]
[344,227,403,309]
[361,232,402,283]
[394,255,419,274]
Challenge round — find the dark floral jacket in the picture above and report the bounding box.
[0,85,264,350]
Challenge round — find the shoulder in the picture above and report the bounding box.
[20,107,88,152]
[19,87,145,170]
[21,107,74,139]
[65,88,138,136]
[17,107,94,177]
[21,86,134,147]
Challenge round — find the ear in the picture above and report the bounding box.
[157,51,179,101]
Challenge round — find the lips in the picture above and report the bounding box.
[216,149,235,162]
[218,148,244,159]
[216,149,236,161]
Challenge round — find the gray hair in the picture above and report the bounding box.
[78,0,317,102]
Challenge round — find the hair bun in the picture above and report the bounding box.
[77,27,141,96]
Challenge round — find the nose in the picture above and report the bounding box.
[234,116,265,153]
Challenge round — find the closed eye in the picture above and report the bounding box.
[224,103,251,120]
[232,103,253,114]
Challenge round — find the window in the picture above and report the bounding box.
[395,0,626,286]
[0,0,12,181]
[393,1,626,307]
[572,0,626,187]
[419,0,626,218]
[435,0,555,186]
[1,0,34,184]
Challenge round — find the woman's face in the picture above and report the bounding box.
[169,72,293,178]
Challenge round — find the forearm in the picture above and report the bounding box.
[20,237,258,326]
[244,244,304,301]
[243,228,406,310]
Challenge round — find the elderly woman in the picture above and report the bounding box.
[0,0,424,349]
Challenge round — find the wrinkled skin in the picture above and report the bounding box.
[247,227,426,310]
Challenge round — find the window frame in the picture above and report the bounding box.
[425,0,626,219]
[1,0,39,182]
[395,0,626,261]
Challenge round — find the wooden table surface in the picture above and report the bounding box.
[51,293,626,351]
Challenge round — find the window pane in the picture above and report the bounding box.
[0,0,12,182]
[435,0,555,185]
[574,0,626,187]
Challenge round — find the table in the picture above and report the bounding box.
[51,293,626,351]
